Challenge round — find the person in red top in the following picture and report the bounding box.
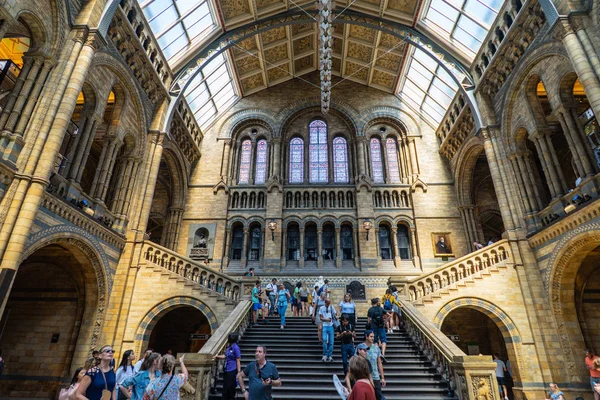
[585,348,600,400]
[347,356,376,400]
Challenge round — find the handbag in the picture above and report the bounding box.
[99,369,112,400]
[330,306,340,329]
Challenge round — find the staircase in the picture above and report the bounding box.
[209,316,454,399]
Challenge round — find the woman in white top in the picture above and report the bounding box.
[116,350,136,400]
[339,293,357,326]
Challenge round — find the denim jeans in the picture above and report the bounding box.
[269,295,276,313]
[322,325,334,357]
[278,302,288,326]
[340,343,355,375]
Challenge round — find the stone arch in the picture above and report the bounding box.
[545,223,600,382]
[227,216,248,229]
[221,110,277,139]
[277,100,359,138]
[302,215,320,228]
[393,216,414,228]
[134,296,219,355]
[453,136,484,205]
[161,147,188,209]
[21,229,110,374]
[14,9,50,53]
[433,297,525,384]
[360,112,409,137]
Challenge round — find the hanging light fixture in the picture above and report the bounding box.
[317,0,335,114]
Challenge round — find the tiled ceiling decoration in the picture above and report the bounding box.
[139,0,505,130]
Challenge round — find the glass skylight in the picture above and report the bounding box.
[423,0,503,56]
[138,0,218,63]
[397,48,459,126]
[184,54,238,129]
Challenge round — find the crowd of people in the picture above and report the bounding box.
[58,347,189,400]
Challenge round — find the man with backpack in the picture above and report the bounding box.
[367,298,389,363]
[265,278,278,315]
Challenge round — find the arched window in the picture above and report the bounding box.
[238,139,252,184]
[305,224,318,261]
[289,137,304,183]
[333,137,349,183]
[386,138,401,183]
[309,120,328,183]
[397,224,411,259]
[322,224,335,260]
[248,226,262,260]
[370,138,384,183]
[379,225,392,260]
[230,225,244,259]
[254,139,268,184]
[287,224,300,260]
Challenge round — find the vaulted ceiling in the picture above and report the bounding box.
[138,0,504,130]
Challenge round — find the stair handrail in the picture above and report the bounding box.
[175,300,253,400]
[141,240,243,302]
[399,298,501,400]
[404,239,512,302]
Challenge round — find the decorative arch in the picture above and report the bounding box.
[226,216,248,229]
[433,297,525,383]
[393,216,415,228]
[220,109,277,139]
[279,102,358,140]
[302,215,321,228]
[454,136,485,205]
[545,222,600,381]
[360,110,410,137]
[14,9,50,53]
[134,296,219,351]
[161,147,188,209]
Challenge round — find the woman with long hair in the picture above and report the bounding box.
[277,282,291,330]
[293,282,302,316]
[347,356,376,400]
[142,354,188,400]
[120,352,161,400]
[115,350,136,400]
[299,281,309,316]
[545,383,564,400]
[214,333,241,400]
[58,367,85,400]
[339,293,357,327]
[76,345,117,400]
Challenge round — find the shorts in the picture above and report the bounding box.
[392,304,400,314]
[301,296,308,303]
[252,303,263,311]
[591,377,600,391]
[496,377,505,386]
[373,326,387,343]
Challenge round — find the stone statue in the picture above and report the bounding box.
[475,378,493,400]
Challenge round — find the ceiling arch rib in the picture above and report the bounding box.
[162,8,482,133]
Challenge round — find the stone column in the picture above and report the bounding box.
[122,160,140,217]
[522,152,545,211]
[280,227,287,269]
[98,140,123,202]
[69,114,99,182]
[220,139,231,180]
[90,136,118,201]
[575,25,600,87]
[110,157,136,214]
[356,137,366,178]
[352,227,359,269]
[391,227,400,268]
[13,58,54,138]
[381,139,390,183]
[533,133,565,198]
[222,228,231,270]
[241,228,249,268]
[554,109,591,179]
[0,56,34,131]
[0,31,101,314]
[317,227,323,269]
[408,138,419,179]
[248,141,256,185]
[510,154,535,214]
[335,227,342,268]
[544,133,569,192]
[272,138,281,179]
[166,208,183,251]
[558,19,600,118]
[561,107,594,177]
[299,228,305,268]
[409,227,420,269]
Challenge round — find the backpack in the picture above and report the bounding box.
[372,308,384,328]
[384,298,392,310]
[317,285,325,296]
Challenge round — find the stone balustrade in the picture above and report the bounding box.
[176,300,253,400]
[230,188,267,209]
[400,298,501,400]
[40,191,125,249]
[372,187,411,208]
[404,240,512,303]
[142,241,244,302]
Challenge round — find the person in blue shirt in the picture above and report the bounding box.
[277,283,291,329]
[237,346,281,400]
[252,280,265,326]
[119,352,161,400]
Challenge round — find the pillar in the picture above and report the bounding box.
[280,227,287,269]
[335,227,342,268]
[356,137,366,178]
[299,228,305,268]
[575,25,600,88]
[222,228,231,271]
[381,138,390,183]
[0,30,102,314]
[0,56,34,130]
[110,157,136,214]
[240,228,249,268]
[220,139,231,179]
[533,132,565,198]
[391,227,400,268]
[73,116,101,183]
[272,138,281,179]
[352,226,360,269]
[555,109,592,179]
[409,227,420,269]
[317,227,323,269]
[558,19,600,118]
[560,107,594,177]
[98,140,122,202]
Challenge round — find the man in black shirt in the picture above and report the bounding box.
[335,313,356,377]
[367,298,389,363]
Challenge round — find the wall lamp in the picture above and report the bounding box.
[268,219,277,241]
[363,219,372,240]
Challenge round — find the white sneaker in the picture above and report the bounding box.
[327,356,334,362]
[322,355,327,362]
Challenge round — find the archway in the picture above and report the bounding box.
[148,306,210,354]
[0,240,103,397]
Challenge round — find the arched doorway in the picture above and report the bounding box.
[147,306,210,354]
[0,240,103,397]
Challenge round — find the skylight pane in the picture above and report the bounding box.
[176,0,197,14]
[184,6,212,39]
[143,0,173,21]
[147,4,178,34]
[422,0,500,57]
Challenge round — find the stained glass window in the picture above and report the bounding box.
[238,139,251,184]
[386,138,401,183]
[333,137,349,183]
[397,224,411,259]
[341,225,353,260]
[370,138,384,183]
[255,139,268,184]
[287,224,300,260]
[379,225,392,260]
[309,120,328,183]
[249,227,261,260]
[289,137,304,183]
